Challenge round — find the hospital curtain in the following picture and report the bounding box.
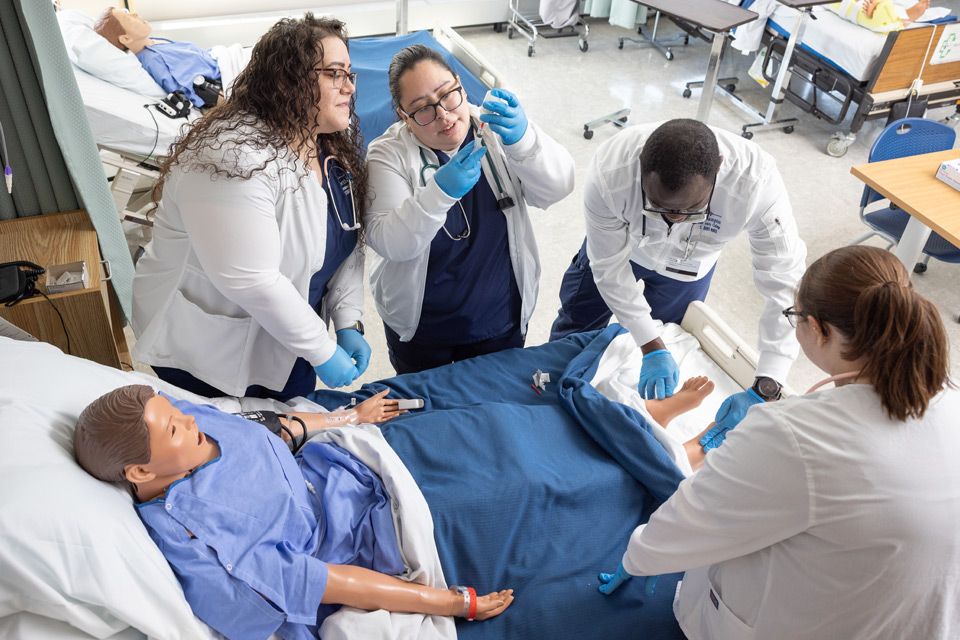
[0,0,134,319]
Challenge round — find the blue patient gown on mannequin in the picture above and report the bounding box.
[136,396,404,640]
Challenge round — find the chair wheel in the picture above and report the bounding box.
[583,128,594,140]
[682,88,692,98]
[528,45,534,57]
[507,26,514,39]
[619,116,628,123]
[684,36,690,45]
[913,262,928,274]
[783,126,794,134]
[618,39,624,49]
[579,39,588,52]
[724,83,737,93]
[665,49,674,61]
[741,131,754,140]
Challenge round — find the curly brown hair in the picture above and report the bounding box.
[150,14,367,236]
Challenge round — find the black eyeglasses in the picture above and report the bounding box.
[640,173,716,224]
[782,306,809,328]
[315,68,357,89]
[400,86,464,126]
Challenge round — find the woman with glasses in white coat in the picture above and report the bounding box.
[597,245,960,640]
[132,15,371,400]
[364,45,575,374]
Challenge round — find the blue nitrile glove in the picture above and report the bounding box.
[336,328,370,376]
[598,563,659,596]
[433,143,487,199]
[313,346,360,389]
[699,388,765,451]
[479,88,528,146]
[638,349,680,400]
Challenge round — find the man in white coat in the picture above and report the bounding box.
[551,119,806,448]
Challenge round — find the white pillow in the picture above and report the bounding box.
[56,9,166,98]
[0,337,212,639]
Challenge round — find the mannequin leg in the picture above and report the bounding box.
[645,376,715,427]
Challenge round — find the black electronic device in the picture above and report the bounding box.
[0,261,44,306]
[155,90,191,119]
[192,75,223,109]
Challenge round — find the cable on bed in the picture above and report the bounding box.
[140,104,161,170]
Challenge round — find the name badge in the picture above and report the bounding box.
[664,255,701,277]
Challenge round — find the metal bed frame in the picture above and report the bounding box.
[756,21,960,156]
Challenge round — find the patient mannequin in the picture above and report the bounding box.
[93,7,221,108]
[73,385,513,640]
[828,0,931,33]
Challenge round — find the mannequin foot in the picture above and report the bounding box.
[646,377,715,427]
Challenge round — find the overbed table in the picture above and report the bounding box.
[850,149,960,271]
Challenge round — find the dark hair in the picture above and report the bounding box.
[74,385,155,483]
[640,119,722,192]
[93,8,126,51]
[796,245,951,421]
[151,14,367,239]
[387,44,456,113]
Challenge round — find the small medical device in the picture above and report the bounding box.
[155,90,191,119]
[192,75,222,109]
[398,399,425,410]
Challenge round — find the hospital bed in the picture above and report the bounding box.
[737,1,960,155]
[0,301,778,640]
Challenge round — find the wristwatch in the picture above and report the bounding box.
[752,376,782,401]
[339,321,364,335]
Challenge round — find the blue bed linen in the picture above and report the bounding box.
[350,31,489,148]
[308,327,687,639]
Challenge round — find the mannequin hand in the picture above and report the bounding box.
[699,388,764,451]
[473,589,515,620]
[479,88,528,146]
[598,562,632,595]
[313,346,360,389]
[638,349,680,400]
[336,328,371,376]
[433,143,487,199]
[355,388,405,424]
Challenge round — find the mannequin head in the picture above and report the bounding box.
[389,45,469,153]
[74,386,215,497]
[94,8,153,53]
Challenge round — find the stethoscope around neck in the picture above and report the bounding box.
[321,154,360,231]
[639,212,705,261]
[417,119,513,242]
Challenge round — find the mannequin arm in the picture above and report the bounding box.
[276,389,405,443]
[322,564,514,620]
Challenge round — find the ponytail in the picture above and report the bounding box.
[797,246,951,421]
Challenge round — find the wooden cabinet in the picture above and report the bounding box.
[0,210,130,369]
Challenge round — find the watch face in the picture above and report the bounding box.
[757,377,780,398]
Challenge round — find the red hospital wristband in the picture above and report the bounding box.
[467,587,477,621]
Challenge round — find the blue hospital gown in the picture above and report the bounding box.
[136,396,404,640]
[136,39,220,108]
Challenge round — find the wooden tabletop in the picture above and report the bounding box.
[850,149,960,248]
[775,0,836,9]
[629,0,758,32]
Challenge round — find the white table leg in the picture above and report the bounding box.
[893,216,932,272]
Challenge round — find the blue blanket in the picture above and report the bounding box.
[351,31,490,149]
[309,327,686,639]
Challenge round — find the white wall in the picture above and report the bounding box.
[58,0,512,44]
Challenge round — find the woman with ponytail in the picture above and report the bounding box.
[598,245,960,639]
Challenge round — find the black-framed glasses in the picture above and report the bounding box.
[400,86,464,126]
[640,173,716,224]
[314,68,357,89]
[782,306,809,328]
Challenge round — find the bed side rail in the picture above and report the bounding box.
[680,301,796,397]
[869,24,960,94]
[432,23,505,89]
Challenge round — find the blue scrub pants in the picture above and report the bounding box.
[153,357,316,402]
[550,239,716,342]
[383,324,525,375]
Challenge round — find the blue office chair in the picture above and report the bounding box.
[850,118,960,276]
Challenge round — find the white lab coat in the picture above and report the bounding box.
[364,105,575,341]
[622,383,960,640]
[132,130,363,396]
[584,123,806,383]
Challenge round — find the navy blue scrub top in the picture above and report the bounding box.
[415,129,522,346]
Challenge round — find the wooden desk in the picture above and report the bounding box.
[0,210,130,368]
[850,149,960,270]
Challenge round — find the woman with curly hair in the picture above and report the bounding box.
[131,14,371,400]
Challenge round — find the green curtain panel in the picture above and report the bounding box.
[0,0,134,319]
